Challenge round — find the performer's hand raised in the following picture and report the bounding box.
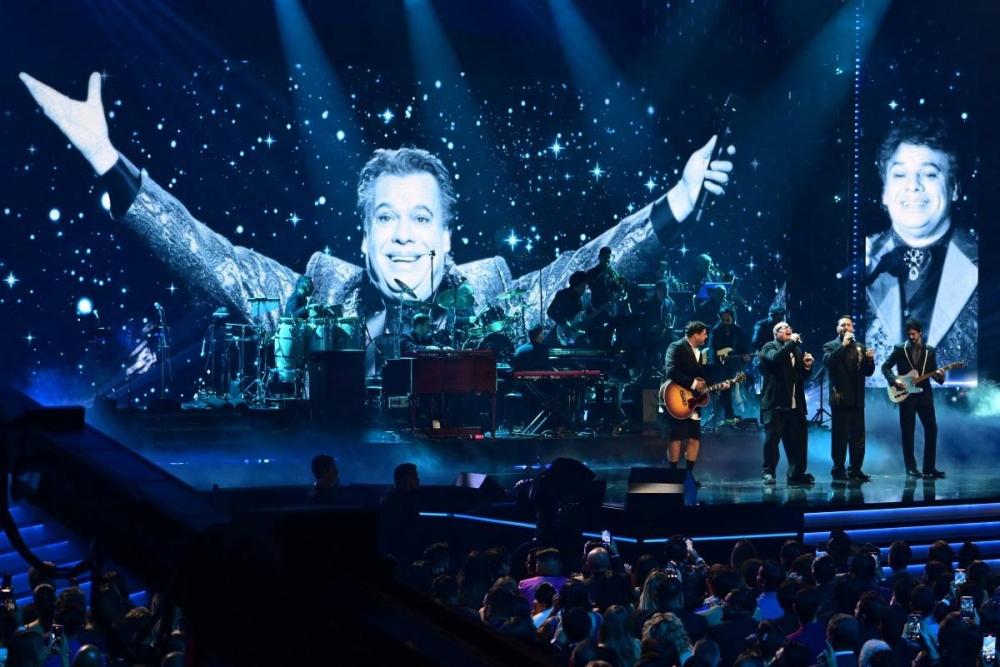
[668,135,735,221]
[803,352,814,369]
[20,71,119,175]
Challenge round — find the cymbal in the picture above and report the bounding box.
[394,279,418,299]
[248,296,280,303]
[212,307,231,319]
[435,289,474,310]
[496,288,527,301]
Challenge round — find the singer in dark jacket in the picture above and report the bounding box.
[759,321,814,485]
[822,316,876,482]
[881,318,947,479]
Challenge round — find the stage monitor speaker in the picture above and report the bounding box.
[453,472,509,505]
[625,467,694,511]
[308,351,366,419]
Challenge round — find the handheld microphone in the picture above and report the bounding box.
[428,250,436,257]
[694,93,744,222]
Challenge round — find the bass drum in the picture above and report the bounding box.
[274,318,304,382]
[478,333,514,361]
[475,305,507,334]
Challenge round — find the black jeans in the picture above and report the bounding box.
[762,408,808,479]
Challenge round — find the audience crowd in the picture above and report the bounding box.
[379,462,1000,667]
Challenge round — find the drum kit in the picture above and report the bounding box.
[198,295,362,404]
[459,286,530,359]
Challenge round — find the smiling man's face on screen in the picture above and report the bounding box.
[363,171,451,302]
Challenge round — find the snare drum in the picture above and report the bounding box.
[274,318,304,382]
[475,305,507,334]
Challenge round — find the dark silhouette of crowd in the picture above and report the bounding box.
[379,463,1000,667]
[0,563,187,667]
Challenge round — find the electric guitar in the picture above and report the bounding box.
[887,361,965,403]
[556,302,613,346]
[716,347,753,365]
[660,372,747,420]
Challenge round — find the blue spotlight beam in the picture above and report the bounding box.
[273,0,360,193]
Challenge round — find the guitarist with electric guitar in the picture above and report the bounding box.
[881,318,960,479]
[709,307,751,421]
[659,321,734,488]
[546,270,605,346]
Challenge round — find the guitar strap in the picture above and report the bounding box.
[904,341,928,376]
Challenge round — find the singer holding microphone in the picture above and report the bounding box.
[759,322,815,485]
[822,316,876,482]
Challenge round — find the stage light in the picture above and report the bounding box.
[76,298,94,316]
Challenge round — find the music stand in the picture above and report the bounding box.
[811,373,832,426]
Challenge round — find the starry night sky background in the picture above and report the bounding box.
[1,0,997,406]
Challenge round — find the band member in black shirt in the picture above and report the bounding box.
[821,315,875,482]
[880,318,947,479]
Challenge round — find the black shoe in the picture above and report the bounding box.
[761,472,776,484]
[906,468,922,478]
[924,469,946,479]
[832,470,849,481]
[788,474,815,486]
[849,471,872,482]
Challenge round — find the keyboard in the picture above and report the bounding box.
[511,370,602,381]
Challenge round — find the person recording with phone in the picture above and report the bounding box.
[822,315,876,482]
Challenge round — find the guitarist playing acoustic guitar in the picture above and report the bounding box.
[881,318,953,479]
[660,321,732,488]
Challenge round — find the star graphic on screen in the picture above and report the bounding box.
[288,212,302,227]
[888,100,898,111]
[24,332,35,344]
[4,272,18,288]
[747,259,756,271]
[100,69,112,82]
[750,158,760,171]
[590,164,604,181]
[644,178,657,192]
[506,231,521,250]
[549,139,563,157]
[626,202,635,214]
[27,145,37,156]
[168,283,178,295]
[679,244,689,257]
[263,134,276,148]
[381,108,395,124]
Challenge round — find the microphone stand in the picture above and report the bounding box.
[156,305,173,399]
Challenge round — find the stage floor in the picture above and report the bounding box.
[85,397,1000,510]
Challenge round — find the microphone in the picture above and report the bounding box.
[428,249,436,258]
[695,93,744,222]
[200,335,206,358]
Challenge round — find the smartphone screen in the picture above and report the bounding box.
[601,530,610,545]
[983,635,996,661]
[906,614,922,641]
[956,569,967,585]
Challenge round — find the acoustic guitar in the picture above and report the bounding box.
[660,372,747,420]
